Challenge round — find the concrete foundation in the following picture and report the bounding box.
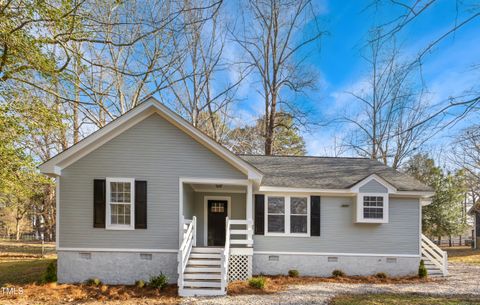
[57,251,178,284]
[253,253,420,277]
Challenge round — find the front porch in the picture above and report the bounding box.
[178,178,254,296]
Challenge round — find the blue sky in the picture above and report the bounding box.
[230,0,480,159]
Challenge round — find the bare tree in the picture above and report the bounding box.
[161,0,244,143]
[232,0,324,155]
[344,29,439,169]
[451,126,480,201]
[368,1,480,128]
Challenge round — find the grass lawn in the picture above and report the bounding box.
[0,239,57,286]
[445,246,480,265]
[0,258,55,285]
[330,294,480,305]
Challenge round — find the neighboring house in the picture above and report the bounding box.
[39,98,448,297]
[468,205,480,249]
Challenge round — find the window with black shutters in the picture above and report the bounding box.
[265,195,310,236]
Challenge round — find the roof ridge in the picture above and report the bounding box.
[237,154,371,160]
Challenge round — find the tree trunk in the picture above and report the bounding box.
[265,93,277,155]
[73,47,81,144]
[448,235,452,247]
[15,218,21,241]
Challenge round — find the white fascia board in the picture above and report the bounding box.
[39,98,263,182]
[393,191,435,197]
[258,185,355,195]
[258,185,433,198]
[350,174,397,193]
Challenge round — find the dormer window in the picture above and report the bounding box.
[351,175,395,224]
[356,193,389,223]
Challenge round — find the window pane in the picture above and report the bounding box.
[291,215,307,233]
[364,196,383,207]
[363,196,384,219]
[268,197,285,213]
[124,192,131,202]
[111,182,117,192]
[111,204,131,225]
[118,214,125,225]
[364,207,383,219]
[117,182,124,192]
[291,197,307,214]
[268,215,285,233]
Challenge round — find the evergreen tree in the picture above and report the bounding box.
[404,154,467,241]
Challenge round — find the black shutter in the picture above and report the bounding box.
[311,196,321,236]
[135,180,147,229]
[93,179,106,228]
[254,194,265,235]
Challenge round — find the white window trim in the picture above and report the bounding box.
[106,177,135,230]
[264,194,310,237]
[356,193,389,223]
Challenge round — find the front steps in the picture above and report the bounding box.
[420,234,448,277]
[422,256,447,277]
[179,247,226,297]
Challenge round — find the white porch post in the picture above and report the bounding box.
[246,181,253,231]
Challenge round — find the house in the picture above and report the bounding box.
[39,98,448,296]
[468,204,480,249]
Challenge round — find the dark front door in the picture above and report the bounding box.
[207,200,228,246]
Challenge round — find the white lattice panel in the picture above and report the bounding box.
[228,255,252,282]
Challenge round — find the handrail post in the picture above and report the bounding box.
[193,216,197,247]
[443,251,448,275]
[180,215,184,247]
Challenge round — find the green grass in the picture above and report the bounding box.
[330,294,480,305]
[446,247,480,265]
[0,239,57,285]
[0,258,55,285]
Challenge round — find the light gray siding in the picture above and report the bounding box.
[59,114,246,249]
[188,191,246,246]
[183,184,195,219]
[254,197,420,255]
[359,179,388,193]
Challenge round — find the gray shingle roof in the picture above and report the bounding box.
[239,155,432,192]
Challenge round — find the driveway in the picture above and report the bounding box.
[182,263,480,305]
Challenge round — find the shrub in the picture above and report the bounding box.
[248,276,266,289]
[135,280,146,288]
[418,260,428,278]
[332,269,345,277]
[375,272,388,279]
[148,273,168,290]
[85,278,102,286]
[43,260,57,283]
[288,269,299,277]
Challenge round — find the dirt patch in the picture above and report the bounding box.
[227,275,432,295]
[0,283,181,305]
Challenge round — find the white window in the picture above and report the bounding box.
[356,193,388,223]
[265,195,310,236]
[290,197,308,234]
[267,196,285,233]
[106,178,135,230]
